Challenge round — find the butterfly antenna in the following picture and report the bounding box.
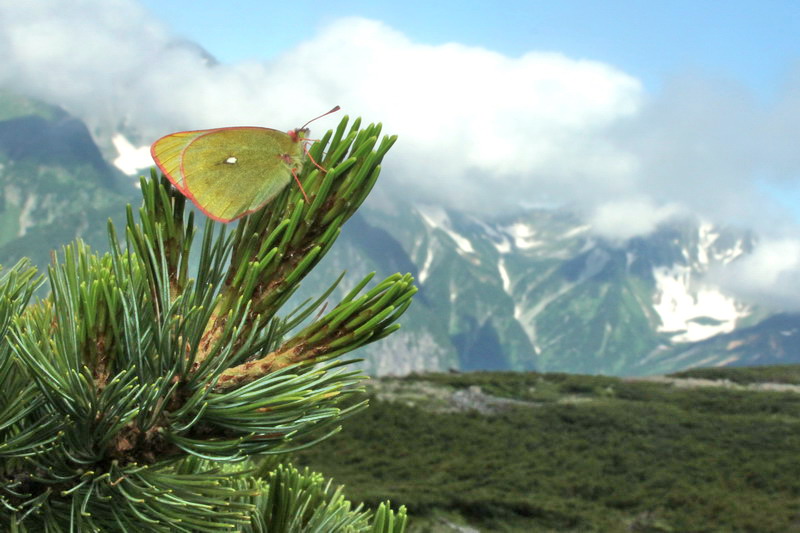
[292,105,341,201]
[301,105,341,130]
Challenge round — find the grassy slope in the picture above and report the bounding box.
[673,364,800,385]
[295,368,800,532]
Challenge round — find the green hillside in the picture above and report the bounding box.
[295,367,800,532]
[0,91,135,271]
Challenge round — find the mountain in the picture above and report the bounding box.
[0,88,791,376]
[0,90,135,268]
[294,200,767,375]
[640,312,800,374]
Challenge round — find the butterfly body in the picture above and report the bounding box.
[151,126,308,223]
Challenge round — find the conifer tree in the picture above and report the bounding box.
[0,116,413,531]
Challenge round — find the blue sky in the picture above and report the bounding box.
[139,0,799,102]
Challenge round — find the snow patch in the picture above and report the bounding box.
[18,194,37,236]
[472,218,512,254]
[417,205,475,254]
[418,242,435,283]
[498,257,511,293]
[691,355,723,369]
[112,134,152,175]
[718,239,746,263]
[513,268,576,354]
[494,237,511,254]
[715,355,742,366]
[696,223,718,265]
[561,224,591,239]
[504,222,543,249]
[653,265,748,343]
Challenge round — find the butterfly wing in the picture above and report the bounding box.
[150,129,213,195]
[180,127,302,222]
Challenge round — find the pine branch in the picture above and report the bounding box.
[1,115,414,531]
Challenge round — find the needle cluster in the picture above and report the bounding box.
[0,116,412,531]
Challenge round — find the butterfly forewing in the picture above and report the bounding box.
[180,127,303,222]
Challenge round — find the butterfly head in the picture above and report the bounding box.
[288,127,310,144]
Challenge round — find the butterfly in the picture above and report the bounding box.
[151,106,339,222]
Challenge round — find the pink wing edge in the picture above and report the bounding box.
[150,131,200,196]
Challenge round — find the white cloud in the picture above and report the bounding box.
[2,1,800,309]
[588,198,684,242]
[0,0,171,129]
[711,238,800,310]
[0,3,644,211]
[285,18,644,213]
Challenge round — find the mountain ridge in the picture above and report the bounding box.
[1,88,796,377]
[308,200,776,376]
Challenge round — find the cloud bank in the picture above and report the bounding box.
[0,1,643,211]
[2,0,800,310]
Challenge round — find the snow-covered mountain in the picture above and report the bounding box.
[2,89,797,376]
[290,198,780,376]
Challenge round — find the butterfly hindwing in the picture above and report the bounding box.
[150,129,214,195]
